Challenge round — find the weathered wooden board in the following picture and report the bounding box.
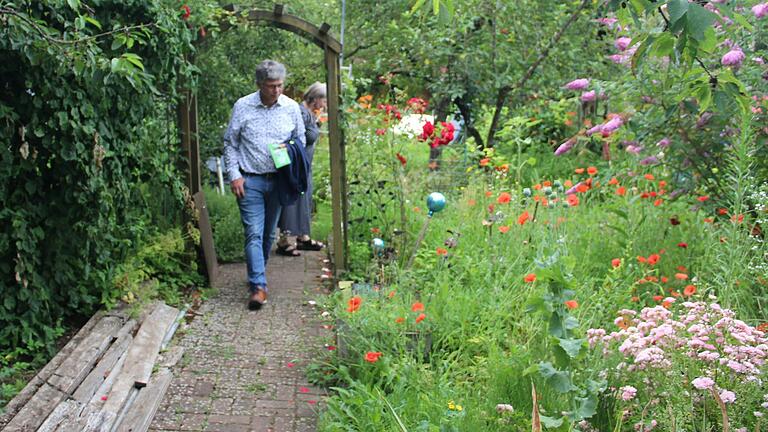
[194,191,218,286]
[72,333,132,403]
[98,303,178,431]
[126,303,179,387]
[114,369,173,432]
[2,383,67,432]
[47,316,123,395]
[36,399,82,432]
[0,310,104,429]
[157,345,185,368]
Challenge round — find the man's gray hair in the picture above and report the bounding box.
[255,60,287,84]
[303,82,327,103]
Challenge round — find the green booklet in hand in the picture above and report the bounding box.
[269,142,291,169]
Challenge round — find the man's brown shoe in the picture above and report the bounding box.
[248,287,268,310]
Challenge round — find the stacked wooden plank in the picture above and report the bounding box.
[1,302,184,432]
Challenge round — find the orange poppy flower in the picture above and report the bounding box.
[524,273,536,283]
[731,214,744,223]
[564,300,579,310]
[415,313,426,323]
[697,196,709,202]
[658,180,667,188]
[616,186,626,196]
[542,180,552,187]
[608,177,619,185]
[566,194,579,207]
[653,295,664,302]
[575,168,585,174]
[533,184,543,190]
[654,199,663,207]
[485,191,492,197]
[411,302,425,312]
[479,158,490,167]
[661,276,668,283]
[576,183,589,193]
[497,192,511,204]
[675,273,688,280]
[518,210,530,225]
[587,166,597,175]
[644,174,655,181]
[395,316,405,323]
[683,285,696,296]
[637,256,647,263]
[647,254,660,266]
[388,290,396,298]
[611,258,621,268]
[468,199,476,206]
[436,247,448,256]
[717,208,728,215]
[564,180,573,187]
[347,296,362,313]
[364,351,383,363]
[498,225,510,233]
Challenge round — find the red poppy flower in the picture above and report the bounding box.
[587,166,597,175]
[677,242,687,248]
[376,128,386,136]
[637,256,647,263]
[396,153,407,166]
[524,273,536,283]
[479,158,490,167]
[533,184,542,190]
[327,345,337,351]
[564,300,579,310]
[181,4,191,20]
[498,225,510,233]
[644,174,655,181]
[371,227,380,234]
[518,210,530,225]
[347,296,362,313]
[658,180,667,188]
[608,177,619,185]
[436,247,448,256]
[731,214,744,223]
[647,254,660,266]
[683,285,696,296]
[364,351,383,363]
[564,180,573,187]
[411,302,425,312]
[611,258,621,268]
[653,295,663,302]
[575,168,585,174]
[576,183,589,193]
[697,196,709,202]
[661,276,668,283]
[497,192,511,204]
[395,316,405,324]
[415,313,426,323]
[703,218,714,223]
[566,194,579,207]
[653,199,663,207]
[675,273,688,280]
[718,208,729,215]
[485,191,492,197]
[542,180,552,187]
[616,186,626,196]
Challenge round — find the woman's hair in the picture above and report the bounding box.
[303,82,327,103]
[254,60,287,84]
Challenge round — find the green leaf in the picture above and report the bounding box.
[574,394,598,419]
[111,38,125,51]
[686,4,716,41]
[538,362,572,393]
[650,33,675,58]
[730,12,754,32]
[84,16,102,30]
[698,27,717,53]
[557,338,585,359]
[122,53,145,71]
[667,0,689,28]
[67,0,80,10]
[631,34,654,72]
[409,0,426,14]
[540,415,564,428]
[563,316,580,331]
[693,81,712,112]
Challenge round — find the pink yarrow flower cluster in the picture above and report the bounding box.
[588,302,768,422]
[753,3,768,18]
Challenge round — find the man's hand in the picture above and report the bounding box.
[231,178,245,199]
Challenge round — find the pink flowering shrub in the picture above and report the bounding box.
[587,302,767,430]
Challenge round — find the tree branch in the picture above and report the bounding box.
[485,0,592,148]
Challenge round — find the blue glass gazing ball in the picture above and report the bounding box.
[372,238,385,251]
[426,192,446,214]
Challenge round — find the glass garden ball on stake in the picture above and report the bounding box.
[406,192,446,268]
[372,238,385,256]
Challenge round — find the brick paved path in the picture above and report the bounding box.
[149,251,331,432]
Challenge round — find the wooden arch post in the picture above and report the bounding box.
[178,4,348,281]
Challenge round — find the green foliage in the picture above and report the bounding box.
[203,187,244,262]
[0,0,209,356]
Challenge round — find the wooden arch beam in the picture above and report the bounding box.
[222,4,342,54]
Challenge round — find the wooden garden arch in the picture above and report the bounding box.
[177,4,347,284]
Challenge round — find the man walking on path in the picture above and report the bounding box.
[223,59,305,310]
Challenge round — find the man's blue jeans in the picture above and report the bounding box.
[238,174,281,293]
